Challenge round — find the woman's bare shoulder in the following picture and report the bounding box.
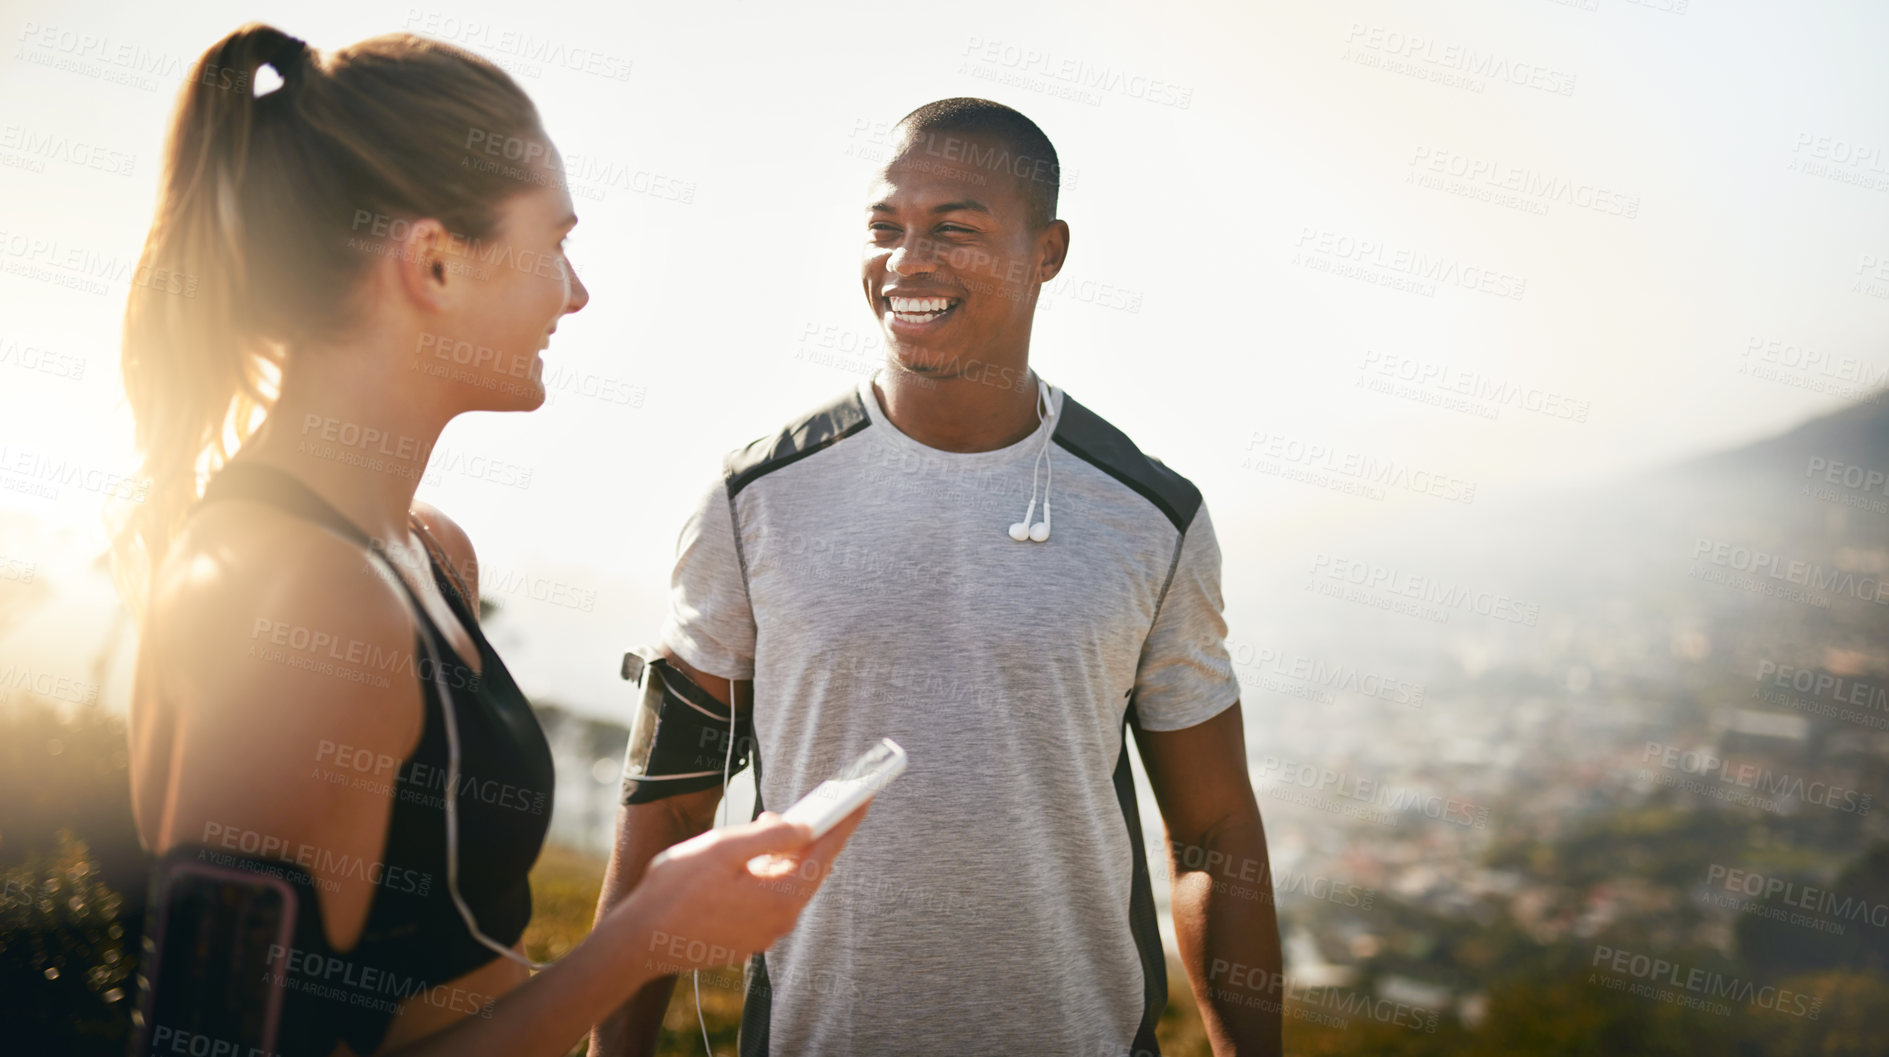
[140,500,426,861]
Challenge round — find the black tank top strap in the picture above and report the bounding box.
[198,462,459,641]
[407,514,479,622]
[198,461,375,549]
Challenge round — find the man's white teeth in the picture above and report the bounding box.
[889,297,952,314]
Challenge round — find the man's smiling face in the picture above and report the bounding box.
[860,128,1065,376]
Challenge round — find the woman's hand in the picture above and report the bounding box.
[619,803,869,976]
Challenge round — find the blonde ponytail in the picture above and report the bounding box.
[113,23,543,608]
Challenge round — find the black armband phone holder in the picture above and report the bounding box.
[618,646,753,804]
[130,844,343,1057]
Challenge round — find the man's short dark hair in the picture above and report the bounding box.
[894,98,1060,229]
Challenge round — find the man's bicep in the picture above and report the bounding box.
[661,474,758,683]
[1133,502,1239,731]
[659,647,751,713]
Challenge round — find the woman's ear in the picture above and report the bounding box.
[393,217,454,313]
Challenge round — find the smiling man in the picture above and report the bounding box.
[592,98,1280,1057]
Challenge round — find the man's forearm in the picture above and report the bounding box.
[589,975,679,1057]
[589,792,718,1057]
[1169,811,1283,1057]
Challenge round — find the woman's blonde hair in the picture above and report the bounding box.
[113,22,544,608]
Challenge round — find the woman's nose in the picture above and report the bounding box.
[566,267,590,314]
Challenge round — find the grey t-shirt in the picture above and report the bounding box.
[659,373,1239,1057]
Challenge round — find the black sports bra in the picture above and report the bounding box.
[173,461,556,1055]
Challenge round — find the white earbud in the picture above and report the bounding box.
[1008,377,1056,543]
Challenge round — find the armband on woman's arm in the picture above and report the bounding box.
[132,844,347,1057]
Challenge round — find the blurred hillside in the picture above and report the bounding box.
[1234,390,1889,1052]
[3,393,1887,1054]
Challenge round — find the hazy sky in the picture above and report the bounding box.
[2,0,1886,717]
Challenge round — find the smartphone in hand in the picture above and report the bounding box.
[747,738,906,875]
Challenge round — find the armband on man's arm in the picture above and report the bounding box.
[618,645,753,804]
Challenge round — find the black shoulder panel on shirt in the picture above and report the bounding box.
[1052,392,1202,533]
[725,387,874,498]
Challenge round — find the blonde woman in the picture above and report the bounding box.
[117,24,863,1057]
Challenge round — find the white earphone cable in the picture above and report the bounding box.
[1009,375,1058,542]
[364,538,552,972]
[384,532,751,1011]
[693,676,741,1054]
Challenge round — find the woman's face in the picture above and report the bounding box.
[422,151,589,412]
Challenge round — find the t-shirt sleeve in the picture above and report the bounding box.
[1131,500,1241,731]
[658,473,757,680]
